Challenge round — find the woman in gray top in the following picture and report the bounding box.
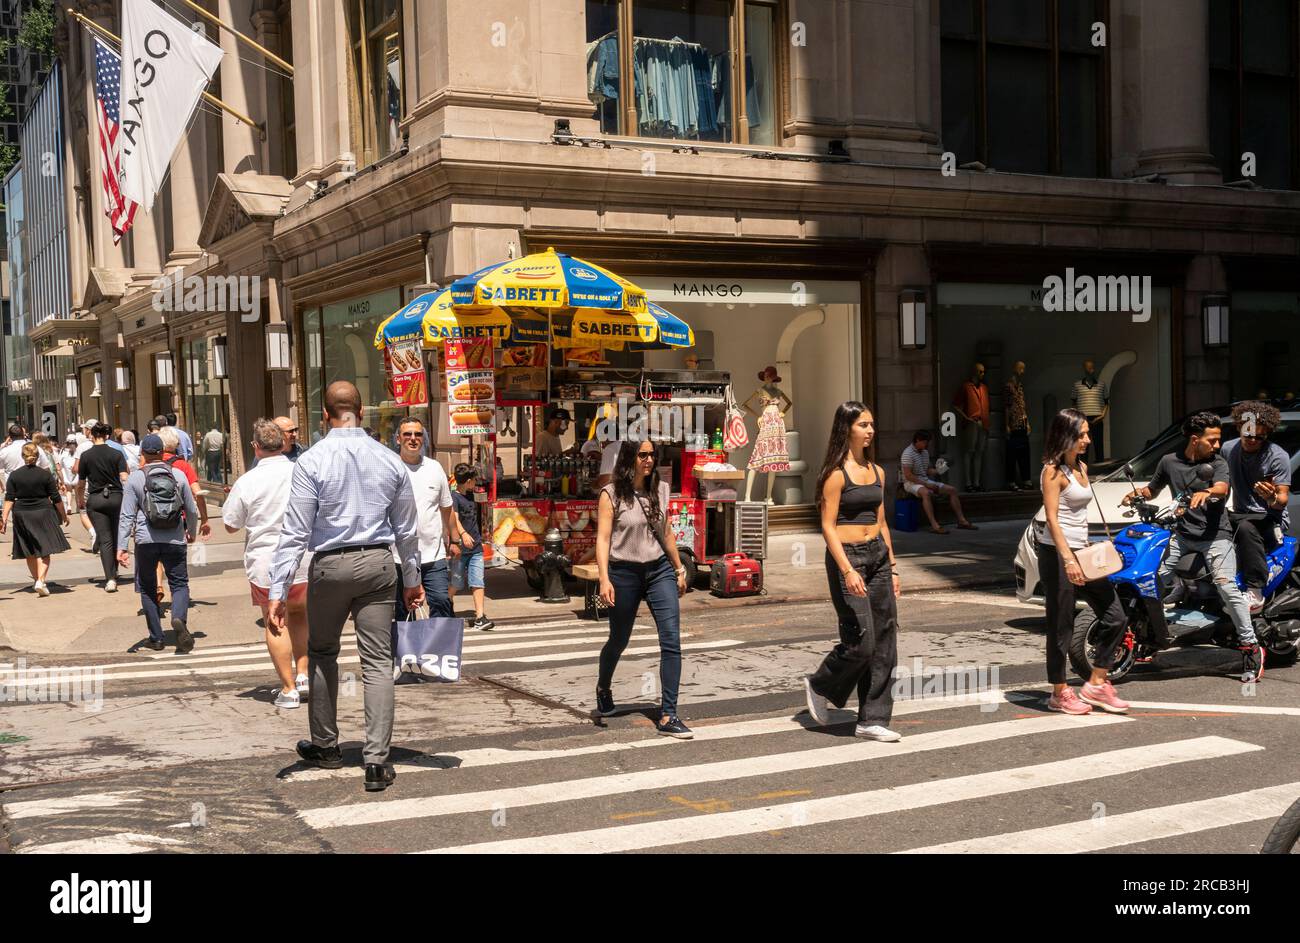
[594,439,692,738]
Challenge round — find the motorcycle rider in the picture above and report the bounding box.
[1222,400,1291,615]
[1124,411,1264,683]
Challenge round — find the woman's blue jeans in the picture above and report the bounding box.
[599,556,682,717]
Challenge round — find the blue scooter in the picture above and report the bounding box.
[1069,463,1300,682]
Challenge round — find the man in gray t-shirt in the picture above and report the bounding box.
[1222,401,1292,605]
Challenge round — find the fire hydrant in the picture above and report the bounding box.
[536,527,571,603]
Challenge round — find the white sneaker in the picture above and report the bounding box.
[34,581,49,597]
[1246,588,1265,614]
[803,676,829,725]
[295,674,310,697]
[105,579,117,593]
[274,689,300,709]
[855,724,902,742]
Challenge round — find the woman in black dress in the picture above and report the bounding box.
[2,443,71,596]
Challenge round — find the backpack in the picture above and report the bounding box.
[143,458,184,529]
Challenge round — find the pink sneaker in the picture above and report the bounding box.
[1047,687,1092,715]
[1079,680,1130,714]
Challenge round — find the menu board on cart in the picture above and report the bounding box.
[386,339,428,407]
[552,499,599,565]
[491,499,550,562]
[445,338,495,435]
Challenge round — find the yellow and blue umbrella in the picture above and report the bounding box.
[448,247,649,313]
[373,289,513,349]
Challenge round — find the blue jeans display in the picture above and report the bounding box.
[394,560,452,620]
[1160,535,1256,645]
[135,543,189,642]
[599,556,682,717]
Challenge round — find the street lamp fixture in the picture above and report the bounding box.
[65,374,78,400]
[115,363,131,391]
[899,289,927,350]
[212,336,229,379]
[266,323,291,371]
[1202,294,1229,348]
[156,351,175,387]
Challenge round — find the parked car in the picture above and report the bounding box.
[1014,405,1300,603]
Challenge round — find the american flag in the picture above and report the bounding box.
[93,37,138,244]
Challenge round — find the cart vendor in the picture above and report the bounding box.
[536,407,573,458]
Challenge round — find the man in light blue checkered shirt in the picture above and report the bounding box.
[268,381,424,792]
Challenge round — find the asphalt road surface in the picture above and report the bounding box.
[2,590,1297,854]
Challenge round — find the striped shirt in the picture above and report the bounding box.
[900,445,932,483]
[1071,378,1108,416]
[267,427,420,600]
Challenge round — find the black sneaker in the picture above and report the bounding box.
[172,617,194,654]
[595,687,616,716]
[364,763,396,792]
[473,615,495,631]
[141,639,165,652]
[655,715,694,739]
[1241,644,1265,684]
[296,739,344,770]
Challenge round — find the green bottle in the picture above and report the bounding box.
[711,427,723,449]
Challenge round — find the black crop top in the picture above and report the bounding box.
[836,465,882,525]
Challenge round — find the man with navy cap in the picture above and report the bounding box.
[117,433,200,652]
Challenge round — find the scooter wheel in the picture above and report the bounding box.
[1070,610,1137,683]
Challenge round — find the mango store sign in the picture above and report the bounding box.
[637,278,861,306]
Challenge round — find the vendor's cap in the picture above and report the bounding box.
[547,407,573,422]
[140,433,165,454]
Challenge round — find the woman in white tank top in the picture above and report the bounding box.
[1037,409,1129,716]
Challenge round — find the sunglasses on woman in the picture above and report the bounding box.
[637,450,655,459]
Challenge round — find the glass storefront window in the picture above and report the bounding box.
[182,336,232,484]
[303,307,323,444]
[317,288,405,448]
[585,0,779,144]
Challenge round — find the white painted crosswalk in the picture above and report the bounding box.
[1,618,743,688]
[5,693,1289,855]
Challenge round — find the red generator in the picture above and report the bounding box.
[710,553,764,598]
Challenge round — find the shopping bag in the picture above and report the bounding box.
[391,610,464,683]
[722,388,749,450]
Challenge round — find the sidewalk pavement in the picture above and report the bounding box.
[0,515,1026,656]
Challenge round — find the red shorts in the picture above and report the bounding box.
[250,581,307,607]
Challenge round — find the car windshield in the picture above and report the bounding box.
[1106,420,1300,481]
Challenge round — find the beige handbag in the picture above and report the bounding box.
[1075,477,1123,581]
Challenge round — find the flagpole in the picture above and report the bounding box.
[65,8,264,136]
[177,0,294,76]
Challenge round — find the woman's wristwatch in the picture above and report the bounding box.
[675,565,687,577]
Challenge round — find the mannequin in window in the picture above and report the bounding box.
[743,366,791,503]
[952,362,990,493]
[1004,361,1032,491]
[1070,360,1109,462]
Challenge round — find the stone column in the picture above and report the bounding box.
[251,0,288,177]
[218,0,265,174]
[289,0,355,189]
[1134,0,1220,183]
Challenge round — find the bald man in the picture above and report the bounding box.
[274,416,305,461]
[268,381,422,792]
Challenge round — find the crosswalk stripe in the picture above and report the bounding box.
[1,637,728,687]
[298,712,1129,829]
[18,832,185,854]
[481,639,742,665]
[280,686,1052,783]
[139,619,609,659]
[86,626,654,672]
[895,781,1300,853]
[3,791,142,820]
[419,736,1260,854]
[1120,700,1300,717]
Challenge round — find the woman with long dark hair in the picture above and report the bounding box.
[1037,408,1129,714]
[594,439,693,738]
[803,402,902,741]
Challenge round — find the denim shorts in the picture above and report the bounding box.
[450,550,484,589]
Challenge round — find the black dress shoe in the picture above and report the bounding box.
[141,639,165,652]
[296,740,344,769]
[365,763,396,792]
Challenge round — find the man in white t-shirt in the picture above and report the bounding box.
[394,416,455,618]
[595,439,624,490]
[223,418,312,709]
[71,420,100,547]
[0,424,30,486]
[900,429,975,534]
